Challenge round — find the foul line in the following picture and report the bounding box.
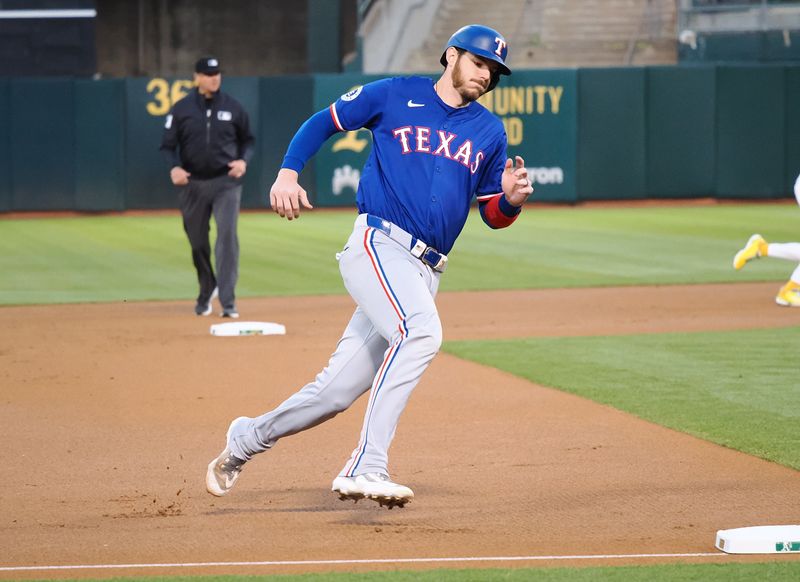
[0,553,724,572]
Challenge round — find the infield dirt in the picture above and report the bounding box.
[2,282,800,578]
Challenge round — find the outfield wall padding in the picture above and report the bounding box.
[784,67,800,190]
[577,68,647,201]
[0,80,10,212]
[75,79,125,211]
[1,65,798,212]
[715,66,786,199]
[646,66,716,199]
[11,79,75,211]
[258,76,316,207]
[123,77,171,210]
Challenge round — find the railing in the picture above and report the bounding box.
[679,0,800,32]
[691,0,800,5]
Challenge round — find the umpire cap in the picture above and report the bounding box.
[195,56,221,75]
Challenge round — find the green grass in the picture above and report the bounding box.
[5,204,800,580]
[0,212,349,305]
[444,202,799,290]
[445,326,800,470]
[1,203,798,305]
[25,561,800,581]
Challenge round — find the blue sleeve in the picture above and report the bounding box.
[475,132,507,198]
[330,78,393,132]
[281,109,339,172]
[281,79,393,173]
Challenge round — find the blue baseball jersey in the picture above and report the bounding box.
[330,76,507,255]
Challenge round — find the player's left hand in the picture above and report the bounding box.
[228,159,247,179]
[501,156,533,207]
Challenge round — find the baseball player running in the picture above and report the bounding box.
[206,25,534,508]
[733,173,800,307]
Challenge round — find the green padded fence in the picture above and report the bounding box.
[75,79,125,211]
[785,66,800,190]
[646,66,716,198]
[1,65,798,212]
[715,66,786,198]
[577,68,647,201]
[12,79,75,210]
[0,80,9,212]
[258,75,316,207]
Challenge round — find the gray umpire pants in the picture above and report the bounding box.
[177,175,241,310]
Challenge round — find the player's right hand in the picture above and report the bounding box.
[269,168,314,220]
[170,166,191,186]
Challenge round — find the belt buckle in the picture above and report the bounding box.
[420,247,447,272]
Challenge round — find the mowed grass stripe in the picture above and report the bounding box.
[1,203,798,305]
[445,326,800,470]
[16,560,800,581]
[446,202,800,290]
[0,213,350,305]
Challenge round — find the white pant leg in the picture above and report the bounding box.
[764,244,800,283]
[229,307,387,461]
[337,222,442,477]
[792,264,800,284]
[767,243,800,262]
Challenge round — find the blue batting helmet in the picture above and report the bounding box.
[440,24,511,91]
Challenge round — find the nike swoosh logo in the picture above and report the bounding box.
[407,100,425,108]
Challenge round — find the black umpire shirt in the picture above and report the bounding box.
[160,88,255,179]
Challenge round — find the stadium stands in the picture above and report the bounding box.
[362,0,678,72]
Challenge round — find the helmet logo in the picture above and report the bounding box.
[494,37,507,57]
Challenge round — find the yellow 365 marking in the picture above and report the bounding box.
[146,78,195,116]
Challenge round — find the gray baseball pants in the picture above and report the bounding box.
[228,214,442,478]
[177,175,241,310]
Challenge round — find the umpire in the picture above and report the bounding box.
[160,56,255,318]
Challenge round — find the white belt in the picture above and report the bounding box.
[356,214,448,273]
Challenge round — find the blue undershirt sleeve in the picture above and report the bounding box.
[281,108,340,173]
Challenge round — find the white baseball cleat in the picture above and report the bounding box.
[332,473,414,509]
[205,416,250,497]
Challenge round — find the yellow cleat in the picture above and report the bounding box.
[733,234,767,270]
[775,282,800,307]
